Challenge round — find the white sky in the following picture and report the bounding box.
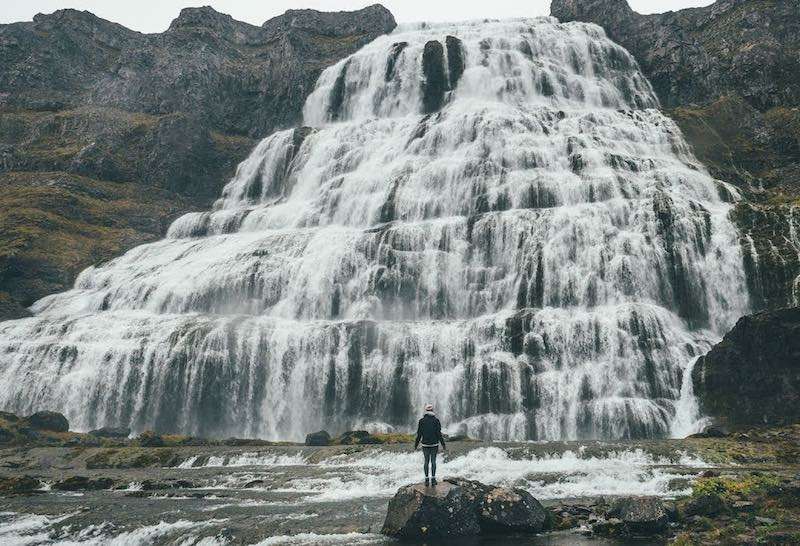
[1,1,716,33]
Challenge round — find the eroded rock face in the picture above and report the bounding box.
[381,478,547,539]
[693,307,800,428]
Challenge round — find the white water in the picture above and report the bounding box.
[0,18,749,440]
[198,445,708,502]
[0,512,226,545]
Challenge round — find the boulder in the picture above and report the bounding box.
[135,430,165,447]
[476,483,548,532]
[89,426,131,438]
[381,478,547,539]
[305,430,331,446]
[605,496,669,535]
[53,476,114,491]
[24,411,69,432]
[0,475,40,495]
[685,492,728,518]
[381,481,482,539]
[337,430,383,445]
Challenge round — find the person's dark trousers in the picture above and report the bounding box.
[423,446,438,480]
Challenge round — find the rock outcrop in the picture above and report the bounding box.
[24,411,70,433]
[551,0,800,310]
[0,5,396,319]
[604,496,669,535]
[693,307,800,428]
[381,479,547,539]
[305,430,331,446]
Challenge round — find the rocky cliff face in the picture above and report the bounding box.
[0,5,396,318]
[693,307,800,428]
[551,0,800,310]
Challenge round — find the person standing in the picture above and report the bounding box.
[414,403,446,486]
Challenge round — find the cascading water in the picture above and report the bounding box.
[0,17,749,441]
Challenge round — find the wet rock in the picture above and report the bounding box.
[53,476,114,491]
[61,434,102,447]
[381,481,482,539]
[134,431,165,447]
[685,492,728,518]
[0,412,20,423]
[592,517,624,536]
[0,475,40,495]
[244,479,265,488]
[305,430,331,446]
[421,40,448,114]
[605,496,669,535]
[693,308,800,428]
[337,430,384,445]
[89,427,131,438]
[476,483,548,532]
[0,427,15,444]
[24,411,69,432]
[381,478,547,539]
[445,35,465,88]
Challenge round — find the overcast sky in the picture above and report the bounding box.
[1,1,716,33]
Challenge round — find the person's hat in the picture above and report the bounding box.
[424,404,434,411]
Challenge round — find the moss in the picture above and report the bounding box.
[367,433,415,444]
[0,171,197,306]
[85,447,177,469]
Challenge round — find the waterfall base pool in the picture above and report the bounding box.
[0,440,714,545]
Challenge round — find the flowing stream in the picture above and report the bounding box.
[0,17,749,441]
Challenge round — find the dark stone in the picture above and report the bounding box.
[381,478,547,539]
[0,475,40,495]
[244,479,266,488]
[0,411,20,423]
[89,427,131,438]
[24,411,69,432]
[381,481,482,539]
[62,435,102,447]
[685,492,728,518]
[445,35,465,88]
[305,430,331,446]
[338,430,384,445]
[689,425,729,438]
[0,427,14,443]
[53,476,114,491]
[421,40,448,114]
[385,41,409,81]
[476,483,548,533]
[693,307,800,428]
[605,496,669,535]
[135,430,165,447]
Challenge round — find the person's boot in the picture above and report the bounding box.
[430,477,437,486]
[424,478,430,486]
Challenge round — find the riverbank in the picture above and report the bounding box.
[0,423,797,544]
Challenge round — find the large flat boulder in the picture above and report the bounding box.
[381,478,547,539]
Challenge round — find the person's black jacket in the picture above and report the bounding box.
[414,413,446,449]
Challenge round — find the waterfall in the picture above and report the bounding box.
[0,18,749,441]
